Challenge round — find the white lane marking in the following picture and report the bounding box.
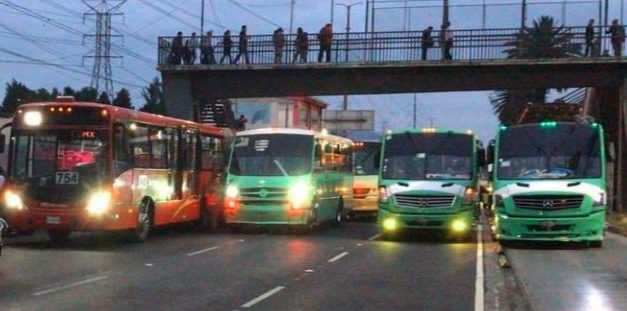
[328,251,349,263]
[475,226,485,311]
[368,233,381,241]
[186,246,219,257]
[241,286,285,308]
[33,276,108,296]
[305,269,314,273]
[145,263,154,267]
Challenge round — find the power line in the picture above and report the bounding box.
[227,0,283,28]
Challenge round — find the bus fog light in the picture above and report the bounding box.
[86,191,111,215]
[382,218,398,231]
[451,219,468,232]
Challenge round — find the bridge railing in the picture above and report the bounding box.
[158,26,616,66]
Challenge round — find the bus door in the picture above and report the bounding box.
[180,129,198,200]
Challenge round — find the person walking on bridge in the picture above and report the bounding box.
[584,19,596,57]
[293,27,308,63]
[421,26,434,60]
[317,23,333,62]
[234,25,250,65]
[201,30,216,64]
[606,19,625,57]
[220,30,233,64]
[273,27,285,64]
[441,22,453,60]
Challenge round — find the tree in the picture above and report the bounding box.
[1,80,32,115]
[112,88,132,109]
[97,91,110,104]
[139,77,166,115]
[491,16,577,125]
[75,87,98,102]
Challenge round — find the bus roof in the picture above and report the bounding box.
[236,127,353,144]
[16,100,226,137]
[385,128,476,136]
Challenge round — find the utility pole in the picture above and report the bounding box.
[442,0,449,58]
[521,0,527,29]
[201,0,205,34]
[83,0,126,101]
[289,0,295,34]
[336,2,362,110]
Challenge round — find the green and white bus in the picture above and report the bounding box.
[224,128,354,229]
[378,128,482,238]
[489,122,606,247]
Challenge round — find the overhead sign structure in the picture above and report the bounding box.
[322,110,375,131]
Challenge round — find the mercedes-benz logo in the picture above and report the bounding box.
[417,199,429,207]
[542,200,554,208]
[258,189,269,198]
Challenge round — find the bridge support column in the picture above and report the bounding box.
[620,79,627,212]
[162,73,196,120]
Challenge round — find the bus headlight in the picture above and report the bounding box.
[592,192,605,207]
[4,190,24,210]
[288,183,309,209]
[494,194,504,209]
[86,191,111,215]
[24,111,42,126]
[226,185,239,198]
[378,186,389,203]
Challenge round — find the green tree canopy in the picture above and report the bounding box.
[139,77,166,115]
[112,88,132,109]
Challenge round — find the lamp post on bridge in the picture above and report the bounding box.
[336,2,362,110]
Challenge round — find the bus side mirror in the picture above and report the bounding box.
[0,134,5,153]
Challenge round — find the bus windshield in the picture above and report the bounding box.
[497,124,601,180]
[354,142,380,175]
[382,132,473,180]
[10,129,109,186]
[229,134,313,176]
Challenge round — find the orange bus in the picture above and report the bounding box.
[1,97,229,244]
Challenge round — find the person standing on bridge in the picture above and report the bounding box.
[293,27,309,63]
[170,31,184,65]
[273,27,285,64]
[584,19,596,57]
[201,30,216,65]
[606,19,625,58]
[441,22,453,60]
[318,23,333,62]
[234,25,250,65]
[421,26,434,60]
[220,30,233,64]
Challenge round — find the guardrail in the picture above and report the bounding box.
[158,26,620,66]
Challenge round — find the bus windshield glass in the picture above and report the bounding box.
[10,129,109,186]
[382,132,473,180]
[354,142,380,175]
[229,134,313,176]
[497,124,601,180]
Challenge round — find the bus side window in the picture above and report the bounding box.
[314,140,323,171]
[130,124,151,168]
[114,123,130,176]
[149,126,168,169]
[201,135,224,170]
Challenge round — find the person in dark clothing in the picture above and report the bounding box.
[441,22,453,60]
[220,30,233,64]
[293,27,308,63]
[233,25,250,65]
[421,26,434,60]
[201,30,216,64]
[273,27,285,64]
[317,23,333,62]
[237,115,248,130]
[584,19,595,57]
[170,31,184,64]
[606,19,625,57]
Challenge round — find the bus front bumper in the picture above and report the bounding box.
[224,204,313,226]
[378,207,474,234]
[3,207,136,232]
[495,210,605,242]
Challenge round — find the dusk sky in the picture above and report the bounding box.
[0,0,624,142]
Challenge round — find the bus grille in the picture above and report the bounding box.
[513,195,583,210]
[394,194,455,208]
[240,187,288,199]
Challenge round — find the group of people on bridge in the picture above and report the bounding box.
[162,19,625,66]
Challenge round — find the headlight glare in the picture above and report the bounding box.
[86,191,111,215]
[226,185,239,198]
[5,190,24,210]
[288,182,309,209]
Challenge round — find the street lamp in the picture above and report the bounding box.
[336,2,361,111]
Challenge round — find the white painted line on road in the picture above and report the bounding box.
[145,263,153,267]
[368,233,381,241]
[186,246,219,257]
[33,275,108,296]
[241,286,285,308]
[328,251,349,263]
[475,226,485,311]
[305,269,314,273]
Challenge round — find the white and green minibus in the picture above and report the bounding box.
[224,128,354,229]
[378,128,482,238]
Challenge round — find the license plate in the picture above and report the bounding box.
[46,216,61,225]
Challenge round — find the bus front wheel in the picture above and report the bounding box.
[131,199,153,242]
[588,240,603,248]
[48,229,70,245]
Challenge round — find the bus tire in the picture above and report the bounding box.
[588,240,603,248]
[48,229,70,245]
[131,199,154,242]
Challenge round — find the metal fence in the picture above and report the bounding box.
[157,26,619,66]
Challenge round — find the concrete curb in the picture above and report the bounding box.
[606,223,627,237]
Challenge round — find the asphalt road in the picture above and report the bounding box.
[1,221,625,311]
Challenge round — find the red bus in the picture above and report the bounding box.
[0,97,230,244]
